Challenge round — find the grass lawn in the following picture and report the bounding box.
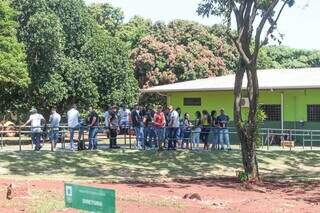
[0,149,319,182]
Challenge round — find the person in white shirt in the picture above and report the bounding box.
[118,104,131,134]
[49,107,61,149]
[22,107,45,151]
[67,104,82,151]
[167,105,179,150]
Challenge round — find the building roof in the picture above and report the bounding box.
[141,68,320,93]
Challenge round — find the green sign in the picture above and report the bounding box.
[64,183,115,213]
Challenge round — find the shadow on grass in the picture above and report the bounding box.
[0,149,319,182]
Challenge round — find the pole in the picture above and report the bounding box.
[19,126,22,152]
[129,127,132,149]
[311,131,313,150]
[302,131,305,150]
[267,128,270,151]
[1,128,3,150]
[281,93,284,134]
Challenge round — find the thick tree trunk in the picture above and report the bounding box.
[234,61,260,180]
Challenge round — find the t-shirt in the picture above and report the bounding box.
[118,108,131,122]
[131,110,143,127]
[103,111,110,127]
[154,112,165,128]
[183,119,191,130]
[217,114,229,128]
[169,110,179,128]
[28,113,44,132]
[89,111,99,127]
[67,108,80,128]
[109,112,119,129]
[49,112,61,130]
[144,111,153,127]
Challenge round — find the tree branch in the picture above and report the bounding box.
[253,0,279,59]
[259,0,289,48]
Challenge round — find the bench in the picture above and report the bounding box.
[281,140,295,149]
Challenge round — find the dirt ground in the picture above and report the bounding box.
[0,178,319,213]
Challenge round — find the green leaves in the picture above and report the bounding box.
[0,0,29,88]
[82,32,138,107]
[88,3,124,35]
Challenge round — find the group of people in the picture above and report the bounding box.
[22,104,231,151]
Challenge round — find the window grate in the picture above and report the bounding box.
[307,105,320,122]
[183,98,201,106]
[260,105,281,121]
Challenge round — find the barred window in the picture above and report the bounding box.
[260,105,281,121]
[183,98,201,106]
[307,105,320,121]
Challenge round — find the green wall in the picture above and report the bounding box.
[168,89,320,129]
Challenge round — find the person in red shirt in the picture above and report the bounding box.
[154,106,166,150]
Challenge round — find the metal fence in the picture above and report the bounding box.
[0,124,319,152]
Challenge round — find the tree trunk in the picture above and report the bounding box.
[234,61,260,180]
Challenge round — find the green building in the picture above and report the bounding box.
[142,68,320,130]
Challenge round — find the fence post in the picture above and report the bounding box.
[1,129,3,150]
[50,128,54,152]
[129,127,132,149]
[267,128,270,151]
[124,126,127,145]
[19,126,22,152]
[62,128,66,149]
[302,131,305,150]
[311,131,313,150]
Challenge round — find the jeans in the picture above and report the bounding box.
[155,128,165,148]
[192,127,201,149]
[88,127,99,149]
[31,132,41,150]
[69,124,83,150]
[119,120,129,134]
[134,127,144,149]
[144,127,156,148]
[211,128,220,148]
[167,127,178,149]
[182,128,191,148]
[50,130,59,146]
[219,128,230,149]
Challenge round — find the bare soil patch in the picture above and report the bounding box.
[0,178,319,213]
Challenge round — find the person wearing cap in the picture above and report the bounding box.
[22,107,46,151]
[217,108,231,150]
[67,104,82,151]
[49,107,61,150]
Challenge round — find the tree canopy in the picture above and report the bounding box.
[0,0,29,112]
[1,0,319,114]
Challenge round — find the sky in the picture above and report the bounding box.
[85,0,320,50]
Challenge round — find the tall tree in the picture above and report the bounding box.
[82,31,139,107]
[88,3,124,35]
[198,0,295,180]
[0,0,29,111]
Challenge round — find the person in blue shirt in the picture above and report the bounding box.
[49,107,61,150]
[217,108,231,150]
